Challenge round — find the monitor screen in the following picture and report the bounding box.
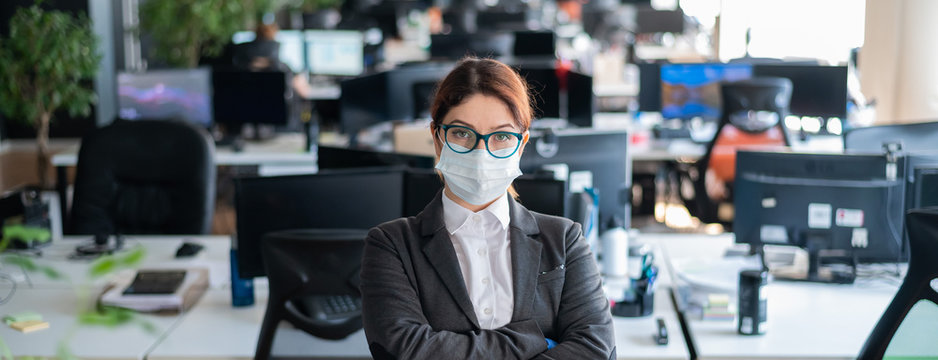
[232,30,306,72]
[516,67,561,119]
[637,62,661,112]
[636,7,685,34]
[752,64,847,118]
[317,146,435,170]
[513,31,556,57]
[734,150,908,263]
[660,63,753,120]
[212,70,289,126]
[234,169,405,278]
[520,128,630,231]
[305,30,364,76]
[117,68,213,128]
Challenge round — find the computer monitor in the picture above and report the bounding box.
[734,150,909,267]
[429,32,514,60]
[212,70,289,127]
[660,63,753,120]
[635,7,685,34]
[317,146,435,170]
[637,62,662,112]
[752,64,848,119]
[516,66,561,119]
[234,168,405,278]
[116,68,213,128]
[512,31,556,57]
[304,30,364,76]
[340,63,454,139]
[567,71,595,127]
[520,128,630,232]
[232,30,306,73]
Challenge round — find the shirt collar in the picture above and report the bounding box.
[441,192,511,235]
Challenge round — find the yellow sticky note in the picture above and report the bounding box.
[10,320,50,333]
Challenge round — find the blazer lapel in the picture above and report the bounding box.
[418,192,481,328]
[508,197,542,322]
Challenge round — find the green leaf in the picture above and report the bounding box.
[0,334,13,360]
[88,256,117,279]
[119,247,147,267]
[78,306,136,327]
[56,341,80,360]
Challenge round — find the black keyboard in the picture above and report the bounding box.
[302,295,362,322]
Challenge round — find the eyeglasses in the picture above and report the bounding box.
[437,124,524,159]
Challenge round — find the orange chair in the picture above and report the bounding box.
[684,77,793,226]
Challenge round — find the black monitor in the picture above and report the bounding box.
[734,150,909,269]
[912,166,938,209]
[567,71,595,127]
[317,146,435,170]
[116,68,213,128]
[234,168,405,278]
[429,33,513,60]
[512,31,556,57]
[659,63,754,120]
[520,128,630,232]
[212,70,289,126]
[339,63,454,139]
[637,62,661,112]
[752,64,848,118]
[516,66,561,119]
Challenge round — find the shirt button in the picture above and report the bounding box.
[477,248,487,256]
[481,277,490,284]
[484,307,493,315]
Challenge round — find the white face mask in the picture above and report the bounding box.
[435,143,523,206]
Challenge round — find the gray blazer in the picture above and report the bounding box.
[361,192,616,359]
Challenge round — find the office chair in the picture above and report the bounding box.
[682,77,792,226]
[844,120,938,153]
[256,228,369,360]
[69,119,215,235]
[857,208,938,359]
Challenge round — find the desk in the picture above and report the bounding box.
[6,235,689,359]
[652,233,898,360]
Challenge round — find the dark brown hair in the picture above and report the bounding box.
[430,57,533,131]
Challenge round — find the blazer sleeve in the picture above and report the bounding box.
[361,226,549,360]
[534,222,616,360]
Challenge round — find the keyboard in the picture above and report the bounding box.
[300,295,362,322]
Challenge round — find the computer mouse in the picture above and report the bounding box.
[175,242,204,258]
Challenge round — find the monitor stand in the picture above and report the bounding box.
[798,231,856,284]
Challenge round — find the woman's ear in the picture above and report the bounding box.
[517,131,530,157]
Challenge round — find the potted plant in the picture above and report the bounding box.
[0,4,101,190]
[139,0,277,68]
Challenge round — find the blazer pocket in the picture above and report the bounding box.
[537,264,566,283]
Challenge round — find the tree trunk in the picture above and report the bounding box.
[36,111,51,189]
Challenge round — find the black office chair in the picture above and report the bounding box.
[256,228,369,360]
[69,119,215,235]
[857,208,938,359]
[682,77,792,226]
[844,120,938,153]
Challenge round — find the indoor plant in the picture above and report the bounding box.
[0,4,101,190]
[139,0,279,68]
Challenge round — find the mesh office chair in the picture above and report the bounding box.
[69,119,215,235]
[256,228,369,360]
[683,77,792,226]
[844,120,938,153]
[857,208,938,359]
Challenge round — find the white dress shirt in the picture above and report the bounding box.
[441,192,514,329]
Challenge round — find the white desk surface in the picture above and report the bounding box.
[0,287,180,359]
[647,233,899,360]
[51,133,315,167]
[15,236,232,290]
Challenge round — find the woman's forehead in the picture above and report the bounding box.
[443,94,518,131]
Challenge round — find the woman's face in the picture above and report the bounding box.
[432,94,528,158]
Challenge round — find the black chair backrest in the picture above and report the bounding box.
[858,207,938,359]
[844,121,938,153]
[255,228,369,360]
[69,119,215,235]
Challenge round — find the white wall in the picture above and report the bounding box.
[860,0,938,124]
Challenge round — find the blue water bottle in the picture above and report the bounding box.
[230,248,255,307]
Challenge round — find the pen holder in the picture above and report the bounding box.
[611,276,655,317]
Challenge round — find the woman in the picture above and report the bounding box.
[361,57,615,359]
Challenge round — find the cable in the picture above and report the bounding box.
[0,272,17,305]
